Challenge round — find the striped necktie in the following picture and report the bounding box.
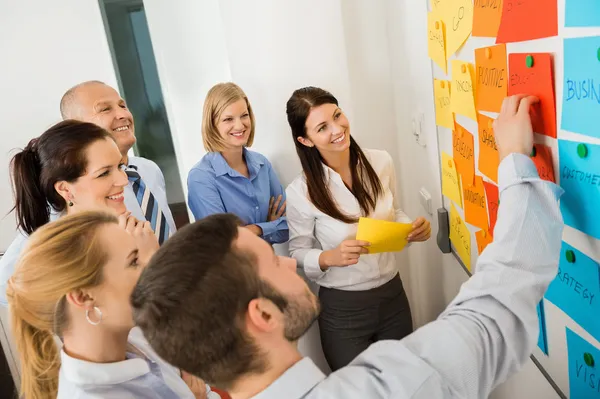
[126,165,170,244]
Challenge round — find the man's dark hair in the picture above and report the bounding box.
[131,213,286,390]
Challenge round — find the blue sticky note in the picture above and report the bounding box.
[566,328,600,397]
[559,140,600,240]
[545,242,600,342]
[566,0,600,27]
[537,301,548,355]
[561,36,600,138]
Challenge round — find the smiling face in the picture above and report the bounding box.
[73,83,136,156]
[216,99,252,150]
[299,103,351,154]
[56,137,129,215]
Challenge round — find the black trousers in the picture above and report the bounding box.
[318,275,413,371]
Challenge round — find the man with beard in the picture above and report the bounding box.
[60,81,176,243]
[131,94,564,398]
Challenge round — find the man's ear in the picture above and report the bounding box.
[245,298,281,334]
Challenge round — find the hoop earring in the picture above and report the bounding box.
[85,306,103,326]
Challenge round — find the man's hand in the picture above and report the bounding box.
[493,95,539,162]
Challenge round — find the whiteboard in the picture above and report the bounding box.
[430,1,600,397]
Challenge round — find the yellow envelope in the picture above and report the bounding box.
[434,79,453,129]
[449,203,472,271]
[441,152,462,208]
[356,217,413,254]
[428,13,447,74]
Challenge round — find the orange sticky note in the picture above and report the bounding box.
[483,181,499,236]
[496,0,558,43]
[463,176,489,230]
[508,53,556,138]
[477,113,499,183]
[428,13,448,74]
[451,60,477,120]
[531,143,556,183]
[475,229,493,254]
[434,79,453,129]
[444,0,474,57]
[475,44,508,113]
[453,122,475,187]
[473,0,503,37]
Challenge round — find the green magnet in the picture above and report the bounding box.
[526,55,534,68]
[584,352,595,367]
[577,143,588,158]
[531,147,537,157]
[597,47,600,62]
[566,250,576,264]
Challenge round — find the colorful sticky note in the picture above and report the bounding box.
[463,176,489,230]
[356,217,413,254]
[508,53,557,138]
[472,0,502,37]
[559,140,600,240]
[537,301,548,355]
[443,0,474,57]
[475,229,493,254]
[453,122,475,186]
[530,143,556,183]
[566,329,600,399]
[450,203,471,271]
[566,0,600,27]
[441,152,463,207]
[477,113,499,183]
[483,181,498,236]
[428,13,448,74]
[451,60,477,120]
[545,242,600,341]
[475,44,507,113]
[434,80,454,129]
[561,36,600,139]
[496,0,558,43]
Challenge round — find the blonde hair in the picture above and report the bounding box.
[202,82,256,152]
[7,211,118,399]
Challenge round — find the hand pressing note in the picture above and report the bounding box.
[408,217,432,242]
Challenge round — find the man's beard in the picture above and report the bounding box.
[282,291,320,342]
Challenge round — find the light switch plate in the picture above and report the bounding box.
[419,187,432,215]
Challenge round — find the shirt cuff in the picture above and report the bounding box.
[256,221,277,238]
[498,153,540,191]
[302,249,328,280]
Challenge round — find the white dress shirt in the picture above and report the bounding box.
[0,156,174,307]
[286,149,412,291]
[58,327,219,398]
[252,153,564,399]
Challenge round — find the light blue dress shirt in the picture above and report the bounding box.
[187,149,288,244]
[251,153,565,399]
[0,155,174,307]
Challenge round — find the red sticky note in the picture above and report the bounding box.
[483,181,499,236]
[508,53,556,138]
[531,143,556,183]
[475,230,493,254]
[477,113,500,183]
[496,0,558,43]
[453,122,475,187]
[473,0,503,37]
[463,176,489,231]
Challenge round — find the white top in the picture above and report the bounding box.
[0,155,174,307]
[252,154,565,398]
[286,149,412,291]
[58,327,219,398]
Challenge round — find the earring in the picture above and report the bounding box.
[68,201,74,207]
[85,306,103,326]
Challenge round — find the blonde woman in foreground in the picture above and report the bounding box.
[7,211,218,399]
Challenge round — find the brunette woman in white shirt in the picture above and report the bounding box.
[285,86,431,371]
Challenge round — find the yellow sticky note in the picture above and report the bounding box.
[450,203,471,271]
[451,60,477,120]
[428,13,447,74]
[441,152,462,207]
[443,0,474,57]
[434,79,453,129]
[356,217,413,254]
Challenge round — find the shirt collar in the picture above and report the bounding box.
[211,148,265,179]
[252,358,326,399]
[60,349,151,386]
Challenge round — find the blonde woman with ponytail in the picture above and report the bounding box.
[7,211,217,399]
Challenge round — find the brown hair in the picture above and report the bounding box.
[10,120,112,235]
[201,82,256,152]
[7,211,117,399]
[131,214,289,390]
[286,86,383,223]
